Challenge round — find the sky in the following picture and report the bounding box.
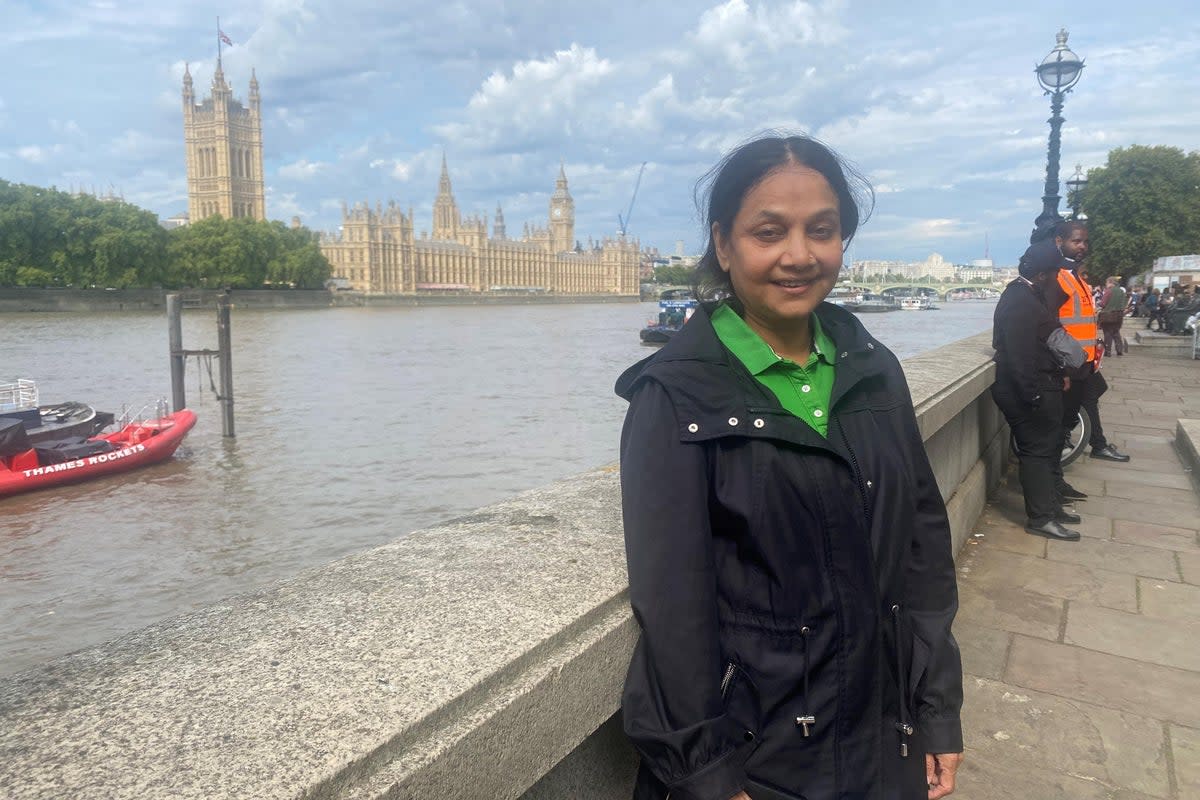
[1,1,1197,266]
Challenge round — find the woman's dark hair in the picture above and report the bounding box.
[691,132,873,302]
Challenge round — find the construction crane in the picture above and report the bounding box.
[617,162,647,237]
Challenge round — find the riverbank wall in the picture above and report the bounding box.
[0,332,1006,799]
[0,288,638,313]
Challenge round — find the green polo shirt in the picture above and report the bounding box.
[711,303,837,437]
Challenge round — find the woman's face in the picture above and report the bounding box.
[714,164,842,336]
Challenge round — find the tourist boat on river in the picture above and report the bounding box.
[0,379,115,445]
[900,296,940,311]
[0,409,197,499]
[640,290,698,345]
[846,291,900,313]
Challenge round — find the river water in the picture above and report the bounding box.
[0,299,997,676]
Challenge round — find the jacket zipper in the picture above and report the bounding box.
[720,661,737,699]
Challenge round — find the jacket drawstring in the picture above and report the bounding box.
[795,625,815,737]
[892,604,913,757]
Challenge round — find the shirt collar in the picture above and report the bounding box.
[710,303,836,375]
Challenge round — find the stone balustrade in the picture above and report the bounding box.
[0,332,1004,800]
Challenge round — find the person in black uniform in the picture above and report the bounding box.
[992,240,1082,541]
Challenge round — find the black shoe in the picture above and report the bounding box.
[1055,509,1082,524]
[1091,445,1131,463]
[1025,520,1082,541]
[1057,484,1088,500]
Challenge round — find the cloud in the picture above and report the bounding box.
[278,158,328,180]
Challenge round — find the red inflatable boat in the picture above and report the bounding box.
[0,410,197,499]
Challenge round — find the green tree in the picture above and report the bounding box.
[653,264,693,285]
[1083,145,1200,281]
[165,216,330,289]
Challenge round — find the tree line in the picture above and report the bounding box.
[0,180,331,289]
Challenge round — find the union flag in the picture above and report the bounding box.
[219,30,233,46]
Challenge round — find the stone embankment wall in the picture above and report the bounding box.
[0,332,1005,800]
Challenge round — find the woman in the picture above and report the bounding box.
[615,134,964,800]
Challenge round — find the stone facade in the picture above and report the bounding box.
[182,61,265,223]
[320,158,640,296]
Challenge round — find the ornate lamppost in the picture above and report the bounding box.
[1030,29,1085,243]
[1064,163,1089,220]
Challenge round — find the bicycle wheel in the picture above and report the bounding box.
[1060,408,1091,467]
[1008,407,1092,467]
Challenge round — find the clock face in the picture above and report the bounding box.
[552,207,563,218]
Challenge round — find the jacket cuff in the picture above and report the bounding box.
[920,714,964,754]
[666,744,746,800]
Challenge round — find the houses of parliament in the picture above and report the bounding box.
[182,64,640,296]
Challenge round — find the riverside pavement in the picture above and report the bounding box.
[952,349,1200,799]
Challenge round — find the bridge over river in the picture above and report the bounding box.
[1,339,1197,799]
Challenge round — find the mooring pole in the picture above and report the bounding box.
[167,294,186,413]
[216,292,235,437]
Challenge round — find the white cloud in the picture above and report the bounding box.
[278,158,328,180]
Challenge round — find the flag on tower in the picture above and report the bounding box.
[219,30,233,46]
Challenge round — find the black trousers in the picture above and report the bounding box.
[1062,367,1108,450]
[994,384,1064,525]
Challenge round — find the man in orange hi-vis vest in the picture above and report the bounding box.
[1054,222,1131,482]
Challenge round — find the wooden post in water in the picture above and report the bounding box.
[167,294,186,413]
[216,292,235,438]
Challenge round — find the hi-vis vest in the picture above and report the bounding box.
[1057,269,1098,362]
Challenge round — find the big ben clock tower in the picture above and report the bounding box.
[549,162,575,253]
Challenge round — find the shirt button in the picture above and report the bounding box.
[813,409,824,418]
[687,423,699,433]
[753,418,765,428]
[866,480,874,489]
[801,385,812,393]
[727,417,739,427]
[840,352,848,358]
[867,342,875,350]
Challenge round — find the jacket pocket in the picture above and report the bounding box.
[908,628,931,699]
[720,660,763,745]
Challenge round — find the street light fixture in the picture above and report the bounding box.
[1064,163,1088,219]
[1031,28,1085,243]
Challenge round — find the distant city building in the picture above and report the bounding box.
[319,158,640,296]
[1151,254,1199,288]
[852,253,955,281]
[955,266,995,282]
[182,59,265,222]
[160,213,190,230]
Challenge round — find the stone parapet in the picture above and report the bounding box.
[0,333,1002,799]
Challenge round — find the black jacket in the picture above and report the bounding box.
[992,278,1064,406]
[615,303,963,800]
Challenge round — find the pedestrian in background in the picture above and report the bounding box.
[616,133,964,800]
[1098,276,1127,356]
[992,240,1081,541]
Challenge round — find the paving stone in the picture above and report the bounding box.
[1138,576,1200,620]
[1172,724,1200,800]
[1113,519,1199,553]
[1180,550,1200,584]
[959,548,1136,612]
[1003,635,1200,727]
[1103,481,1200,507]
[956,582,1062,641]
[1045,539,1179,581]
[1065,603,1200,672]
[1066,463,1193,491]
[953,753,1110,800]
[961,677,1170,797]
[953,624,1010,681]
[1070,495,1200,530]
[970,508,1047,557]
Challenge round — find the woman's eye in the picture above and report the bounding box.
[811,226,836,239]
[754,228,783,240]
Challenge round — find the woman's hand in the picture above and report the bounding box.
[926,752,963,799]
[728,793,753,800]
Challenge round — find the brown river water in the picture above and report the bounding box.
[0,299,997,676]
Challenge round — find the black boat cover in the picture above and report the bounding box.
[0,418,32,458]
[33,437,115,465]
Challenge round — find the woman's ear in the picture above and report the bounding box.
[712,222,730,273]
